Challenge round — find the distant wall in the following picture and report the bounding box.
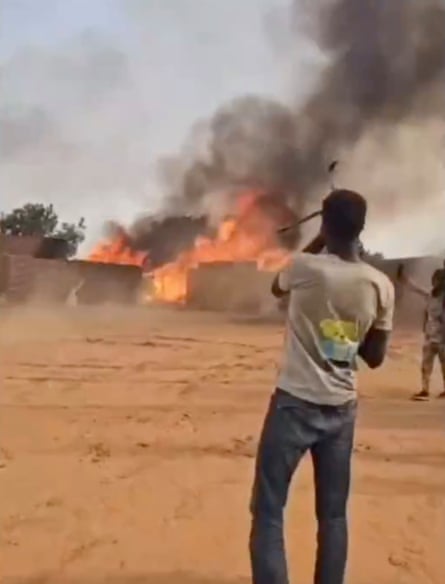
[1,255,142,305]
[71,261,143,305]
[186,262,275,314]
[0,234,70,259]
[0,234,43,256]
[184,256,443,326]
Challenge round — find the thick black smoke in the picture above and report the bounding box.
[291,0,445,192]
[154,0,445,222]
[130,215,209,268]
[158,97,302,219]
[125,191,299,267]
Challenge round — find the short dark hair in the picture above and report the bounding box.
[322,189,367,240]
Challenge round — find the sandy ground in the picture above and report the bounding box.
[1,305,444,584]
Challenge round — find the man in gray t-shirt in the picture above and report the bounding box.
[249,190,394,584]
[277,250,393,405]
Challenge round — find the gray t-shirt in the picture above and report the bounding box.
[276,253,394,405]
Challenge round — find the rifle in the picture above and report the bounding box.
[277,160,338,236]
[276,160,367,257]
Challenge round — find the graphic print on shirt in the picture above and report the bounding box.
[319,319,359,364]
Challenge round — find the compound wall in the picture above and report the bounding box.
[186,262,275,314]
[0,256,142,305]
[184,256,443,326]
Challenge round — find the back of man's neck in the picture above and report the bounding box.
[325,241,361,262]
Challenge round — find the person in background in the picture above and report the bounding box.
[249,189,394,584]
[399,266,445,401]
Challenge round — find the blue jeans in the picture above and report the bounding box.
[249,388,356,584]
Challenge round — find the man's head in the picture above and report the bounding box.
[321,189,367,243]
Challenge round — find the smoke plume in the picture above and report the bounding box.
[290,0,445,193]
[130,215,209,268]
[156,0,445,227]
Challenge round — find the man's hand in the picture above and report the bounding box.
[303,233,325,254]
[271,274,288,298]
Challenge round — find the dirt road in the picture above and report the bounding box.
[1,306,444,583]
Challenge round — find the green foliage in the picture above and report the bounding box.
[54,217,86,258]
[0,203,86,258]
[0,203,58,236]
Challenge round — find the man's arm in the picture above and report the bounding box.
[271,233,324,298]
[397,266,429,299]
[302,233,325,254]
[271,274,287,298]
[358,328,390,369]
[403,277,429,299]
[359,278,395,369]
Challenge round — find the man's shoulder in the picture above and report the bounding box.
[286,252,327,274]
[290,251,329,266]
[360,261,393,283]
[360,261,395,295]
[288,254,394,288]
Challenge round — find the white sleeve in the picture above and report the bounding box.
[373,278,395,331]
[277,254,307,292]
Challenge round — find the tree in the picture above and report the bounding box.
[0,203,86,258]
[54,218,86,258]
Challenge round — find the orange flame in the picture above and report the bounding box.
[88,234,147,267]
[151,191,292,304]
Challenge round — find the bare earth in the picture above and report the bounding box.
[1,306,444,584]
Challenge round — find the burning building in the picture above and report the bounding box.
[86,189,442,324]
[85,187,441,325]
[87,189,298,309]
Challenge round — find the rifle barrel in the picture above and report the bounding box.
[277,210,321,234]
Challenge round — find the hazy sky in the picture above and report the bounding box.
[1,1,444,258]
[2,0,318,250]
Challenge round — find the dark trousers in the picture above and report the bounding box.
[249,388,356,584]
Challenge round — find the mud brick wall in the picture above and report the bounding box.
[0,253,8,295]
[1,256,77,303]
[186,262,275,313]
[0,234,43,257]
[1,255,142,304]
[71,261,142,304]
[2,255,37,302]
[32,259,78,302]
